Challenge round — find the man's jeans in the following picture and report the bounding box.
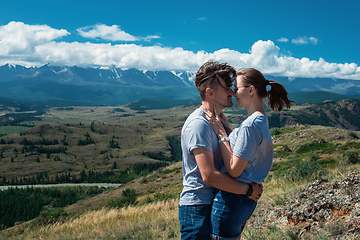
[178,204,212,240]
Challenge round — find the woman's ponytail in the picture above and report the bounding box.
[237,68,295,112]
[266,80,295,112]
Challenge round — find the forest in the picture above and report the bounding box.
[0,186,106,229]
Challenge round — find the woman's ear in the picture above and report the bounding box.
[249,85,255,96]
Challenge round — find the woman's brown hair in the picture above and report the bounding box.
[237,68,295,111]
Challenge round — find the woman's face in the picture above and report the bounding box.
[233,76,251,108]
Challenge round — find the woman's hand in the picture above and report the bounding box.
[205,108,228,139]
[218,111,233,135]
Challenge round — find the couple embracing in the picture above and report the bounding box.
[179,60,294,239]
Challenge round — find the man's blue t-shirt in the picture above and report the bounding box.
[179,108,222,205]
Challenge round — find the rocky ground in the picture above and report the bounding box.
[255,170,360,239]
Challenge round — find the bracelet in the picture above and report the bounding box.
[246,183,253,196]
[218,137,230,143]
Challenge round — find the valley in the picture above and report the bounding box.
[0,95,359,239]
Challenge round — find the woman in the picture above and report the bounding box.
[206,68,294,239]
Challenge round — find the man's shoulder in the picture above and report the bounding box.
[183,109,208,128]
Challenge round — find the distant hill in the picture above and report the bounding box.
[0,97,32,112]
[1,63,360,105]
[224,99,360,131]
[288,91,360,105]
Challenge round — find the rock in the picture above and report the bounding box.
[267,170,360,237]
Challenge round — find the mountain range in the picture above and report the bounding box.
[1,63,360,106]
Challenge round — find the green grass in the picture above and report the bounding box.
[1,100,360,239]
[0,126,30,135]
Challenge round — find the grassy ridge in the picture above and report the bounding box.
[0,94,360,239]
[1,124,359,239]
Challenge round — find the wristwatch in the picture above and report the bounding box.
[246,184,253,196]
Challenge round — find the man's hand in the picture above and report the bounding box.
[248,183,263,202]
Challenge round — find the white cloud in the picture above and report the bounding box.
[77,24,140,41]
[76,24,160,42]
[292,36,319,45]
[142,35,161,42]
[277,37,289,42]
[0,22,359,80]
[197,17,207,21]
[0,21,69,55]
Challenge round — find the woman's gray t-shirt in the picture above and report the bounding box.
[225,113,273,184]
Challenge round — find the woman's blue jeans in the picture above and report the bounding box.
[210,190,257,240]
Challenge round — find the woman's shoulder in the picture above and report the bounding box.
[242,113,267,126]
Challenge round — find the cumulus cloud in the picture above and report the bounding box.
[0,21,69,56]
[292,36,319,45]
[197,17,207,21]
[0,22,359,80]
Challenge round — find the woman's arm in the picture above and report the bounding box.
[218,111,233,135]
[205,110,247,178]
[218,141,248,178]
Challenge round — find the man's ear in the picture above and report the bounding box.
[205,87,214,98]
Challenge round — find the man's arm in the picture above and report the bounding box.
[193,147,262,201]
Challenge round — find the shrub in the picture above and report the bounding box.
[39,207,68,224]
[108,188,137,208]
[348,131,359,139]
[344,151,359,164]
[270,128,281,136]
[274,195,287,206]
[287,160,326,182]
[153,192,177,202]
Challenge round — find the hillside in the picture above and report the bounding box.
[0,97,360,238]
[224,99,360,130]
[1,98,360,182]
[1,124,359,239]
[0,105,190,182]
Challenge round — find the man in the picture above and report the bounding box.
[179,61,263,239]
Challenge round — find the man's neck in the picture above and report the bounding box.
[200,101,224,114]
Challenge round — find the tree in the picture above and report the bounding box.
[112,161,117,169]
[90,121,95,132]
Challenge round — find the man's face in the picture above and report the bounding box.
[213,76,234,109]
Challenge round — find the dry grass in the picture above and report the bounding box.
[2,106,360,239]
[8,199,180,240]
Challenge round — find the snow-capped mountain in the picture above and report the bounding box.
[0,63,360,106]
[0,64,197,105]
[0,64,195,87]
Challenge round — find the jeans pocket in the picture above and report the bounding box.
[235,197,257,223]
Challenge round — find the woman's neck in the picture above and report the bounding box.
[246,100,265,116]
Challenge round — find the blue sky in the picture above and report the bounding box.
[0,0,359,79]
